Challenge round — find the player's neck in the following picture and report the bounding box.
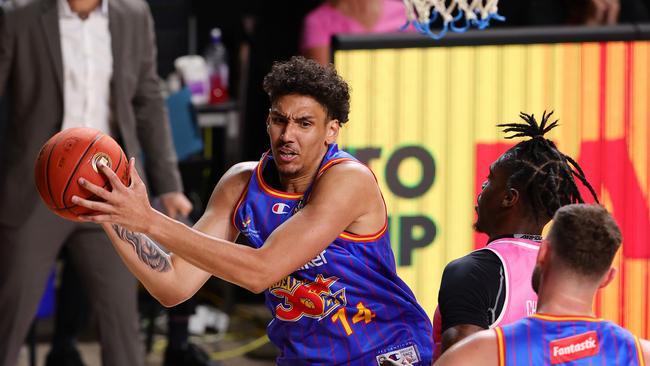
[279,176,314,193]
[487,209,547,241]
[535,274,598,318]
[488,222,544,241]
[278,165,321,193]
[276,147,329,193]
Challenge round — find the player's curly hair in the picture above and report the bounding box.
[263,56,350,125]
[496,111,599,223]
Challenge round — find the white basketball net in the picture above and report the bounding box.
[402,0,503,39]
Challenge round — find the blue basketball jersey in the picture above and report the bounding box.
[496,313,645,365]
[233,144,433,366]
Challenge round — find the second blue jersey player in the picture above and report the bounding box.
[71,56,433,365]
[435,204,650,366]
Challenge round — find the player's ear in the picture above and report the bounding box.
[536,239,550,266]
[502,187,520,208]
[325,119,339,145]
[598,267,617,289]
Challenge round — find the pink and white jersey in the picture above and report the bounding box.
[432,237,540,360]
[481,237,540,326]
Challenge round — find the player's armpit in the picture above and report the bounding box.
[441,324,485,354]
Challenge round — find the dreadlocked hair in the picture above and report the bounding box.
[496,111,599,223]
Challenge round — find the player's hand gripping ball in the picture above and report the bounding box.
[34,127,130,221]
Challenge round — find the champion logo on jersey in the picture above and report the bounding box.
[272,203,291,215]
[549,331,599,364]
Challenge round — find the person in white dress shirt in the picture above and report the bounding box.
[0,0,192,365]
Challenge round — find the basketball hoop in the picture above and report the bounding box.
[401,0,505,39]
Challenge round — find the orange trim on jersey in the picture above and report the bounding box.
[231,179,251,230]
[635,337,646,366]
[531,313,604,323]
[339,221,388,242]
[495,327,506,366]
[318,157,354,177]
[255,151,303,200]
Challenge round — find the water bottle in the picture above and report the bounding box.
[204,28,229,105]
[174,55,209,105]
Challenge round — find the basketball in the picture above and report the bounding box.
[34,127,130,221]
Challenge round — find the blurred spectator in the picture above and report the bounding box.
[496,0,649,26]
[301,0,408,65]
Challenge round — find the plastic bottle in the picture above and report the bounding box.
[204,28,229,104]
[174,55,209,105]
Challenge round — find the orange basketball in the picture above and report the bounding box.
[34,127,129,221]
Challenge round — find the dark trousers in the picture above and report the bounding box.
[0,201,144,366]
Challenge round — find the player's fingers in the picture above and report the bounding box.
[98,162,126,191]
[180,200,193,217]
[71,195,115,213]
[78,213,114,223]
[166,206,179,219]
[78,177,111,200]
[166,198,193,219]
[128,157,145,189]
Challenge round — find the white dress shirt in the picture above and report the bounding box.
[59,0,113,134]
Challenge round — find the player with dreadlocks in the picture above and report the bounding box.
[431,111,599,361]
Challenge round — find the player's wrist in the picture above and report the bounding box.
[143,206,165,236]
[145,206,183,248]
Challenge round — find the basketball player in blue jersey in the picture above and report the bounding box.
[435,204,650,366]
[71,56,433,365]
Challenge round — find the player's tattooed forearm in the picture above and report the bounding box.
[111,224,171,272]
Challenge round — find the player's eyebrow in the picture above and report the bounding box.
[295,115,316,122]
[269,109,316,122]
[269,109,287,118]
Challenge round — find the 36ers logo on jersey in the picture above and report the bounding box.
[269,274,347,322]
[272,202,290,215]
[549,331,599,364]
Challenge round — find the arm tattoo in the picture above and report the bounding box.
[111,224,171,272]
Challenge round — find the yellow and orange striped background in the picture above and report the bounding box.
[334,40,650,337]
